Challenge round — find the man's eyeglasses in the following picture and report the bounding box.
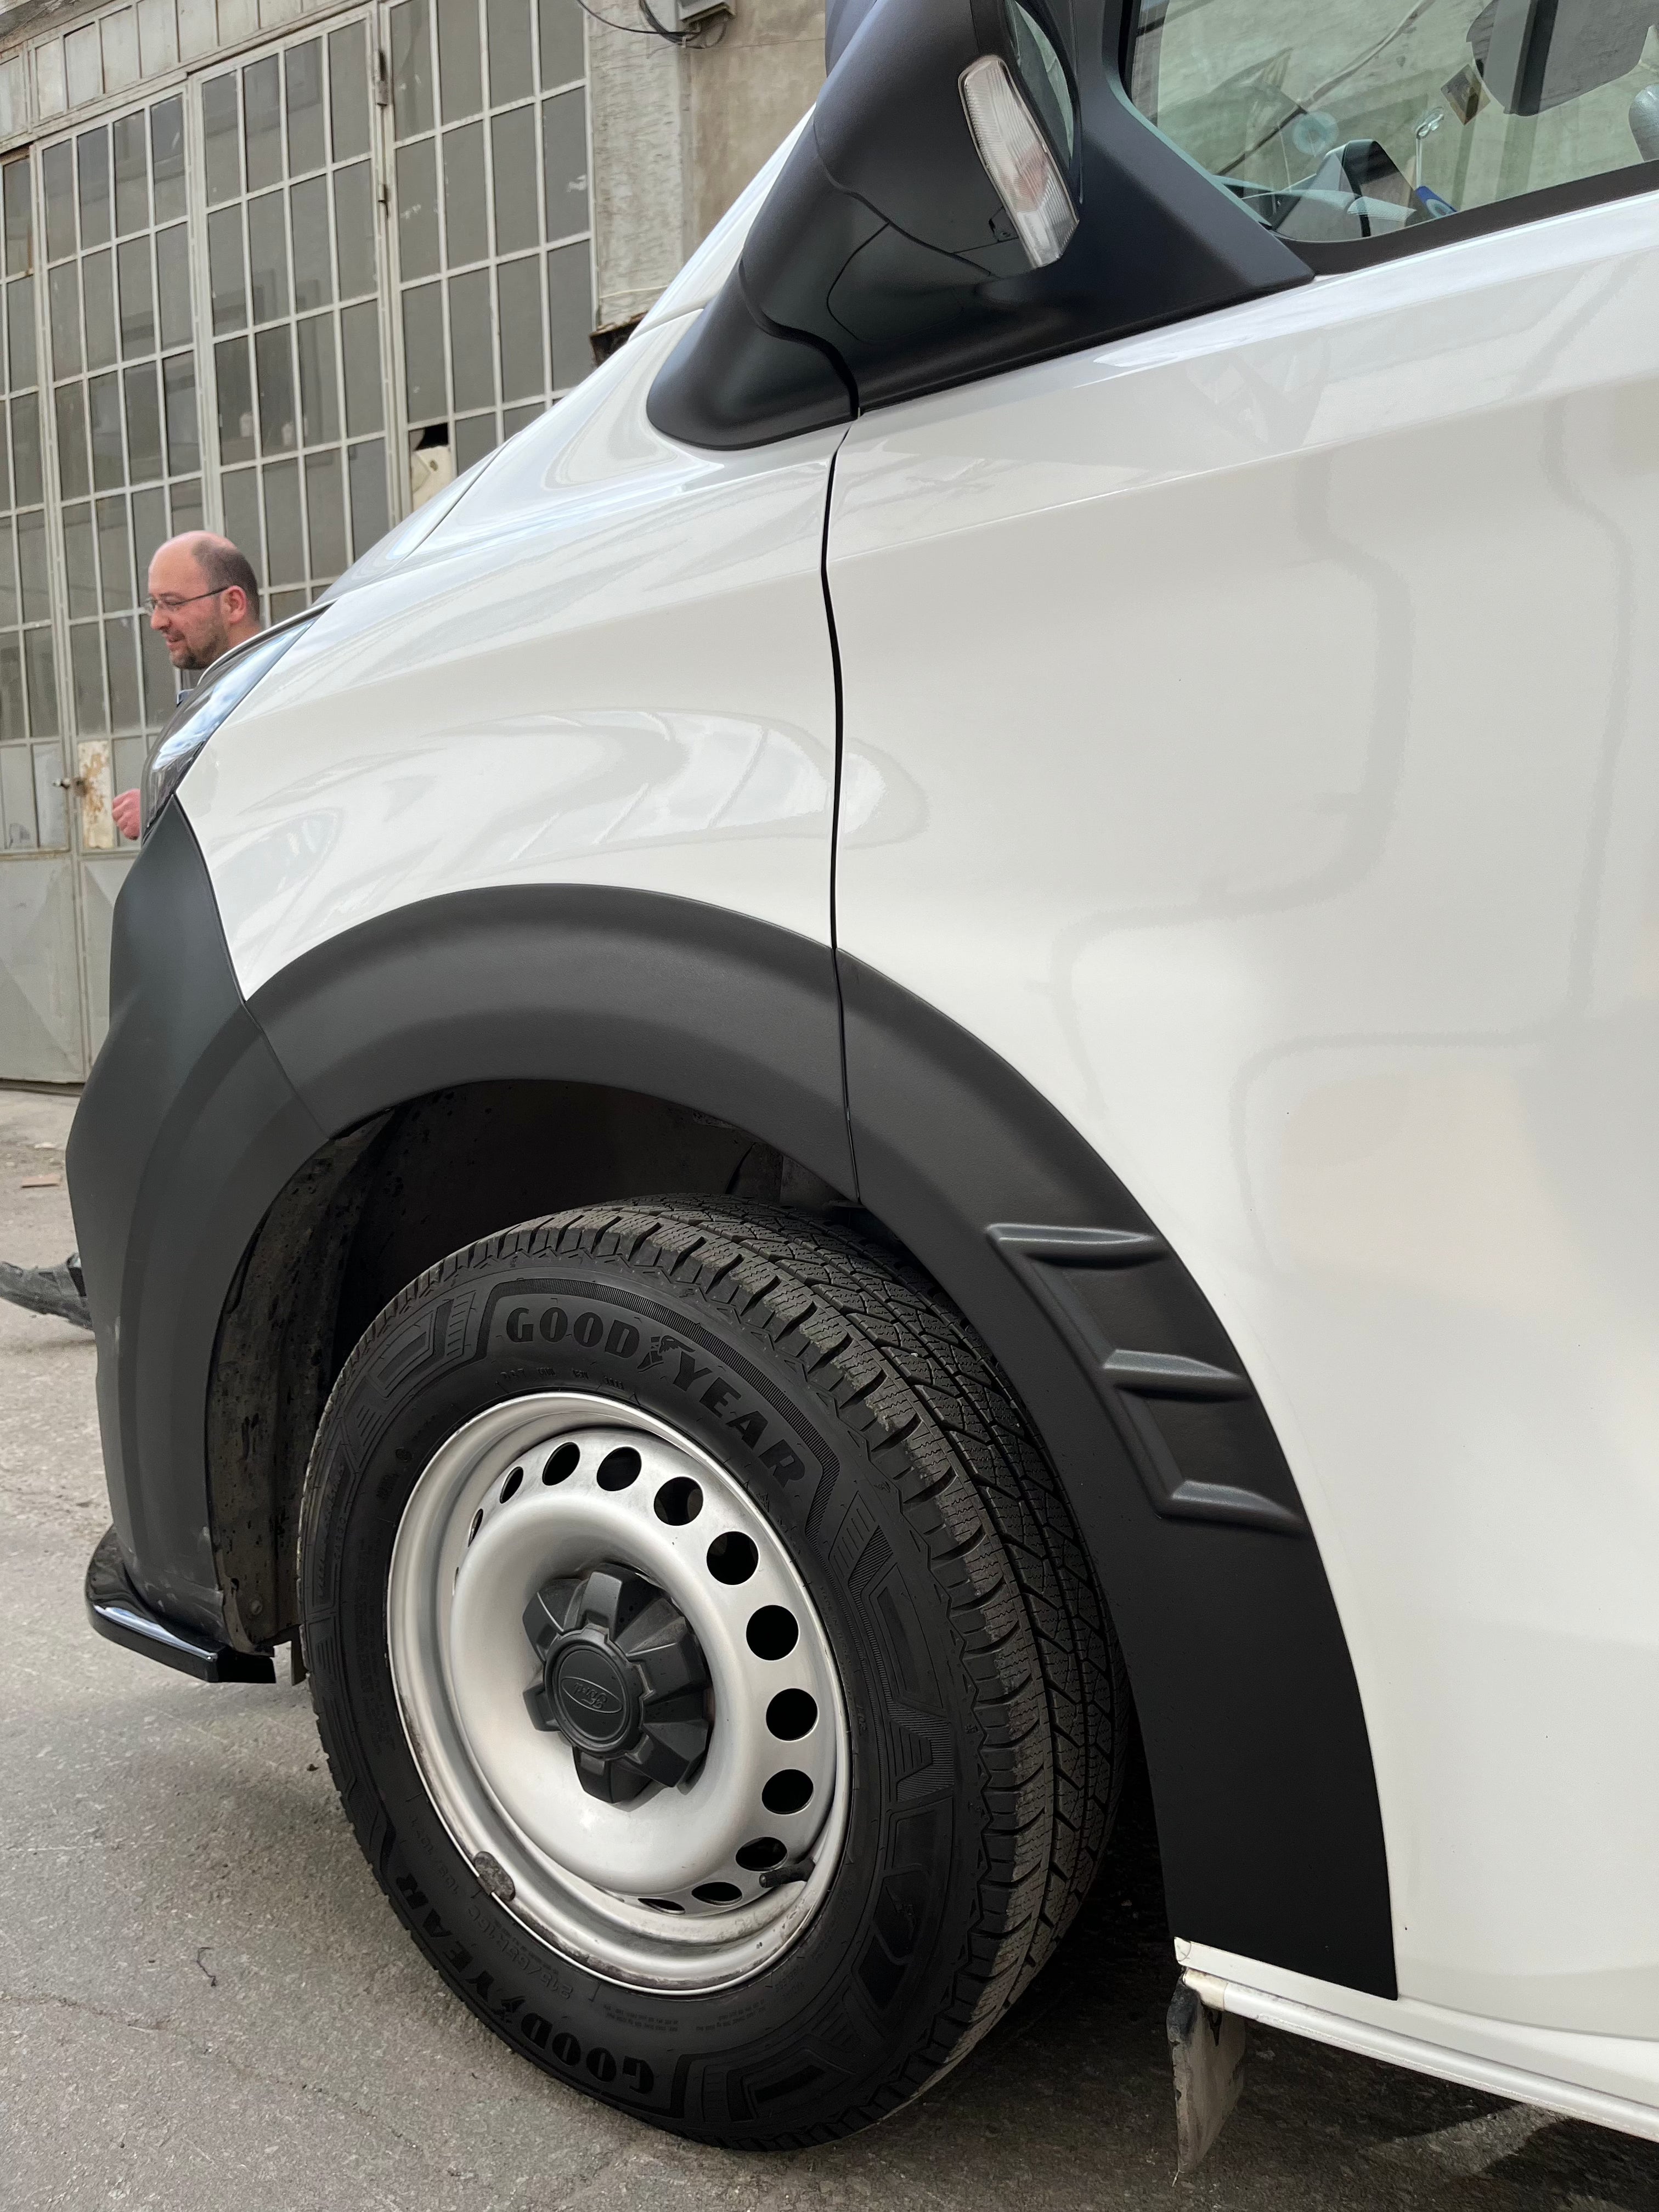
[146,586,230,616]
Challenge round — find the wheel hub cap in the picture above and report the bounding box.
[524,1562,711,1802]
[386,1394,849,1993]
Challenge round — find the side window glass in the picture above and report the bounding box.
[1007,0,1077,167]
[1127,0,1659,254]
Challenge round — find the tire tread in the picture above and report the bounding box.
[302,1197,1127,2147]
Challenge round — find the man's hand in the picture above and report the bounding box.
[111,788,142,841]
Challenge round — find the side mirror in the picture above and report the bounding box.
[648,0,1312,449]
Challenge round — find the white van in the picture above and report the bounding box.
[70,0,1659,2154]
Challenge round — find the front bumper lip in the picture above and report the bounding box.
[84,1526,275,1684]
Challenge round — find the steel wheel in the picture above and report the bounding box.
[306,1202,1125,2143]
[387,1390,849,1993]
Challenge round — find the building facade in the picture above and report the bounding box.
[0,0,820,1080]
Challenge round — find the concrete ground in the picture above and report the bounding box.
[5,1088,1659,2211]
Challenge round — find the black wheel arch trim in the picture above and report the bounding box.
[837,951,1395,1997]
[986,1224,1305,1536]
[67,809,1394,1999]
[247,873,856,1192]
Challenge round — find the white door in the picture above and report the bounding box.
[829,1,1659,2038]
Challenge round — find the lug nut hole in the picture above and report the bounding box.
[706,1531,758,1584]
[654,1476,703,1526]
[735,1836,787,1871]
[692,1881,742,1904]
[766,1689,817,1740]
[542,1442,580,1485]
[762,1769,813,1815]
[746,1605,798,1660]
[597,1447,641,1491]
[499,1465,523,1502]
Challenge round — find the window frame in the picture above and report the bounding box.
[191,12,396,623]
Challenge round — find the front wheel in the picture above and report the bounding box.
[300,1202,1125,2147]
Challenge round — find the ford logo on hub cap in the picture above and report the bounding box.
[549,1643,636,1752]
[564,1672,622,1718]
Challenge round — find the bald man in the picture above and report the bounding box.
[109,532,263,841]
[0,535,270,1332]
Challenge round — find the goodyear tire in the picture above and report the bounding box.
[300,1201,1126,2147]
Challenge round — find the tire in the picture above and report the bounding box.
[300,1201,1127,2148]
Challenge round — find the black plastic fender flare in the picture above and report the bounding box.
[838,953,1394,1996]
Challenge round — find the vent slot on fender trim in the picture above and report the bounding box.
[988,1224,1306,1535]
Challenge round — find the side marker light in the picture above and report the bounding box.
[960,54,1078,270]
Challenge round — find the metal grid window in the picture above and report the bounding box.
[390,0,592,479]
[0,0,601,1076]
[42,95,205,836]
[201,20,392,624]
[0,150,68,854]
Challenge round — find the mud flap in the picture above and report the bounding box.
[1167,1976,1248,2176]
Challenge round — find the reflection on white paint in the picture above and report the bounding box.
[188,319,844,998]
[830,188,1659,2045]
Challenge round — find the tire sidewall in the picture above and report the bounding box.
[304,1237,986,2141]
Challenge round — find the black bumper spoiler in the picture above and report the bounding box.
[84,1526,275,1684]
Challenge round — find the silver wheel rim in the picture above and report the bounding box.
[387,1391,849,1993]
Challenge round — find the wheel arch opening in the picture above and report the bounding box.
[205,1077,858,1652]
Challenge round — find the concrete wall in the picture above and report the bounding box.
[688,0,821,241]
[588,0,821,331]
[586,16,691,330]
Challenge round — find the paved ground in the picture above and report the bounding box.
[6,1087,1659,2210]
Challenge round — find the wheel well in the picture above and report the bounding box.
[205,1080,851,1649]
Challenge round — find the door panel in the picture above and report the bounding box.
[828,190,1659,2033]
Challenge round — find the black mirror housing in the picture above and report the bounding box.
[648,0,1313,450]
